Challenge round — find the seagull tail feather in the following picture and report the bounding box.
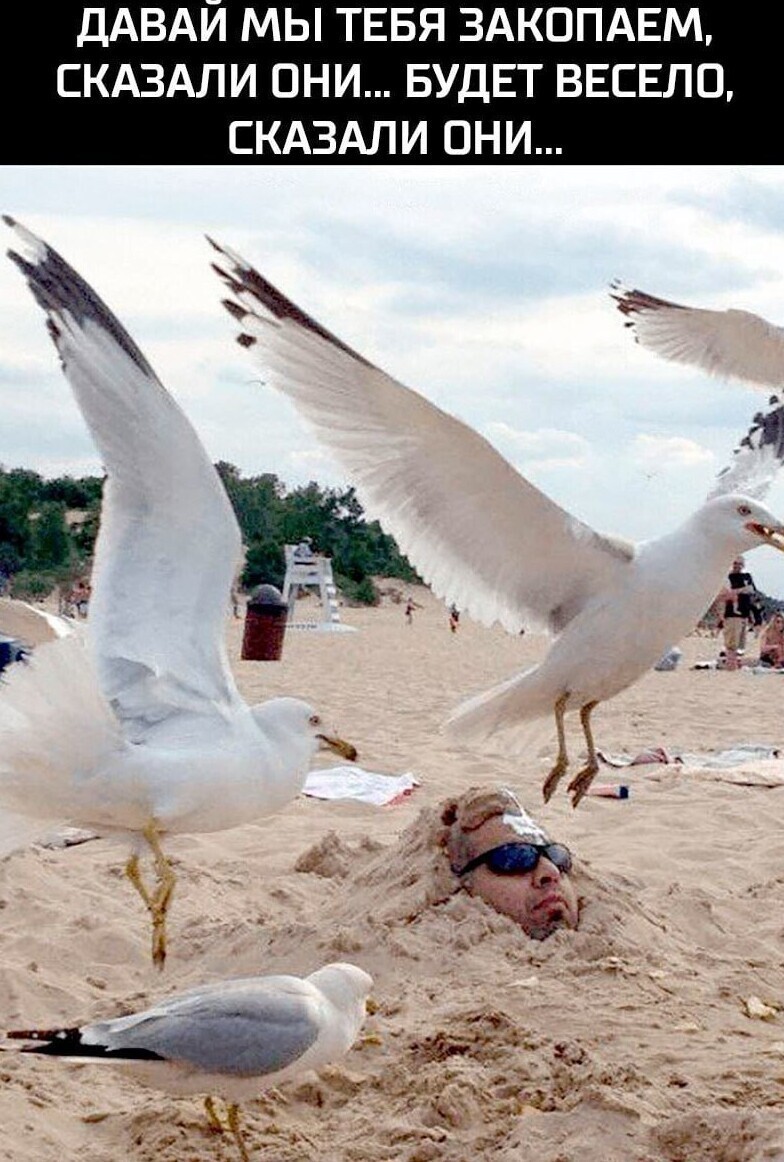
[445,665,553,753]
[0,635,124,850]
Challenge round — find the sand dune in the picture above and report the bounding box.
[1,590,783,1161]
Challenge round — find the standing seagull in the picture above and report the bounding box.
[5,961,372,1162]
[210,241,784,807]
[0,219,356,967]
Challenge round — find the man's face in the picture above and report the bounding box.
[463,817,580,939]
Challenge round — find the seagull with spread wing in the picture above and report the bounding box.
[611,282,784,390]
[612,283,784,494]
[210,240,784,807]
[0,219,356,967]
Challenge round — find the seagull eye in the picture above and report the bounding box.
[737,504,752,517]
[309,714,321,727]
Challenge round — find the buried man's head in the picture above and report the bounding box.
[442,787,580,940]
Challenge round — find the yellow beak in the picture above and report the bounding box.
[317,733,358,761]
[745,521,784,552]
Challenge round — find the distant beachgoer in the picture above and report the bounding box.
[719,556,757,668]
[442,786,580,940]
[759,612,784,668]
[293,537,316,561]
[448,604,460,633]
[71,579,91,618]
[230,586,241,618]
[405,596,422,625]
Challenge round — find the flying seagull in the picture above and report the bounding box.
[0,219,356,967]
[209,240,784,807]
[5,961,372,1162]
[612,282,784,391]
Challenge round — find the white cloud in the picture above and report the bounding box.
[4,165,784,596]
[631,434,715,471]
[287,447,343,482]
[484,422,591,471]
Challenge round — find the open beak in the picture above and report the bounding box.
[745,521,784,552]
[317,733,358,761]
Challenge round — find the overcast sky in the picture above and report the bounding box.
[3,164,784,594]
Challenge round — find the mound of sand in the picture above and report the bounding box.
[1,597,783,1160]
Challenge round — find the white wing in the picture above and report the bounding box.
[707,394,784,500]
[210,240,634,636]
[612,283,784,388]
[6,218,243,724]
[612,283,784,501]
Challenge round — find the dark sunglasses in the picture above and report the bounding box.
[454,842,573,878]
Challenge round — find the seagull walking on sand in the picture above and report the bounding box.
[209,240,784,807]
[5,961,372,1162]
[0,219,356,967]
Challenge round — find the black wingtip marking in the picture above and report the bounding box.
[237,333,257,348]
[222,297,246,322]
[6,220,154,377]
[7,1025,82,1042]
[211,239,376,370]
[611,286,687,317]
[3,214,17,228]
[7,1026,164,1061]
[726,399,784,470]
[211,262,246,299]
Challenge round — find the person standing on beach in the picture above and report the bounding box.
[405,596,421,625]
[72,578,91,618]
[448,604,460,634]
[720,556,757,668]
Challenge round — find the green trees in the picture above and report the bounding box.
[0,468,101,599]
[0,463,417,604]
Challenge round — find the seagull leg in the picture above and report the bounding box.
[202,1098,251,1161]
[142,821,176,970]
[124,852,153,910]
[566,701,600,808]
[204,1096,225,1134]
[542,692,570,803]
[227,1103,251,1162]
[125,833,175,969]
[125,858,165,970]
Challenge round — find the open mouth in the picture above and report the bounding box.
[745,521,784,552]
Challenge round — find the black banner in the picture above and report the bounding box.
[4,3,776,163]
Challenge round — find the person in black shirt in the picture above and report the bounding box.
[721,556,756,665]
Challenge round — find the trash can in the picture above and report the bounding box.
[0,633,28,674]
[241,584,289,661]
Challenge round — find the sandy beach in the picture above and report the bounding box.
[1,589,783,1162]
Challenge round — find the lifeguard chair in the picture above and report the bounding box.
[280,540,356,632]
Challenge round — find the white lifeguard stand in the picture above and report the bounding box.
[281,541,356,633]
